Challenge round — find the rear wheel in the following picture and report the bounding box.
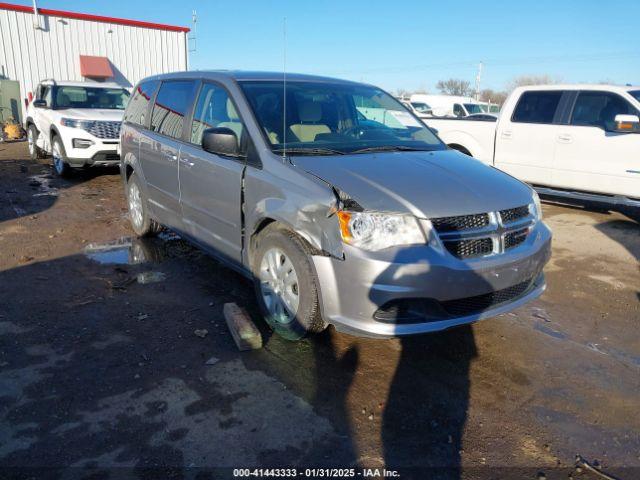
[252,225,327,340]
[51,136,72,177]
[127,172,162,237]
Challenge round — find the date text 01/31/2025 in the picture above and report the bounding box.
[233,468,401,478]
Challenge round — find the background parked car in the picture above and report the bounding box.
[25,79,129,176]
[424,84,640,212]
[410,94,486,117]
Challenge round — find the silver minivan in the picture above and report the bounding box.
[120,71,551,340]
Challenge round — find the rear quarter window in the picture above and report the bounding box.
[511,91,563,124]
[124,80,159,126]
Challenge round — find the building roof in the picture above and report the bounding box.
[0,2,190,32]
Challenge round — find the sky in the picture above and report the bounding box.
[23,0,640,93]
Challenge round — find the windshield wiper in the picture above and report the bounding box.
[273,147,345,156]
[351,145,429,154]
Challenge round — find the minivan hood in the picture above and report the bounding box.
[291,150,534,218]
[58,109,124,121]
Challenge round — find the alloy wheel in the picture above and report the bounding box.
[128,182,144,230]
[52,142,64,175]
[259,247,300,324]
[27,129,34,155]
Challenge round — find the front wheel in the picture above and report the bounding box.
[51,136,72,177]
[252,225,327,340]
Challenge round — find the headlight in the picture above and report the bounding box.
[529,190,543,221]
[60,118,95,129]
[337,211,426,251]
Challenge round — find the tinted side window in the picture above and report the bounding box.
[570,91,637,129]
[453,104,464,117]
[512,91,563,124]
[150,81,197,139]
[190,83,244,149]
[123,80,159,126]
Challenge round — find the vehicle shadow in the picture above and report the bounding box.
[594,218,640,303]
[367,252,499,479]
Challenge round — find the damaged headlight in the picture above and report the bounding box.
[529,190,543,221]
[337,211,426,251]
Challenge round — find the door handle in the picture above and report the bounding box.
[501,130,512,139]
[557,133,573,143]
[179,157,195,167]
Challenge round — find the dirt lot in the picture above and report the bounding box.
[0,141,638,479]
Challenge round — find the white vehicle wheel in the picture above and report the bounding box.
[259,247,300,324]
[51,137,71,177]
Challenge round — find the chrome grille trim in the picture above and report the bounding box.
[431,205,535,259]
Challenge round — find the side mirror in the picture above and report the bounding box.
[202,127,239,156]
[613,114,640,133]
[32,99,47,108]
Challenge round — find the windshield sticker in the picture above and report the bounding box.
[389,111,422,128]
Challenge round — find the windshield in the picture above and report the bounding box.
[410,102,431,113]
[463,103,484,114]
[53,86,130,110]
[240,81,444,155]
[629,90,640,103]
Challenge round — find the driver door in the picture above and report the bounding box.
[553,90,640,197]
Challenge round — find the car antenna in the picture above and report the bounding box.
[282,16,287,161]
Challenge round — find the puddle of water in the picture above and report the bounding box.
[534,322,568,340]
[29,172,59,197]
[136,271,166,284]
[84,237,165,265]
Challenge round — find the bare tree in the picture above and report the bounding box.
[435,79,472,96]
[506,74,561,91]
[479,88,508,106]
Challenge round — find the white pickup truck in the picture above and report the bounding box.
[425,85,640,210]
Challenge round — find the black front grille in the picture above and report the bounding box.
[441,279,533,317]
[505,228,529,250]
[444,238,493,259]
[500,205,529,224]
[91,152,120,163]
[373,277,535,323]
[432,213,490,233]
[86,121,122,139]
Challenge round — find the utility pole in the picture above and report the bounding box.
[475,61,483,100]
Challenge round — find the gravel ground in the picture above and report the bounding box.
[0,141,638,480]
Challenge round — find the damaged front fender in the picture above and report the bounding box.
[244,163,345,265]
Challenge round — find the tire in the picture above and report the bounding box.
[27,125,45,160]
[252,224,327,341]
[51,135,72,177]
[127,172,162,237]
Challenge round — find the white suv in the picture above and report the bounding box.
[25,80,130,176]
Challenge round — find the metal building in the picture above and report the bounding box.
[0,2,190,122]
